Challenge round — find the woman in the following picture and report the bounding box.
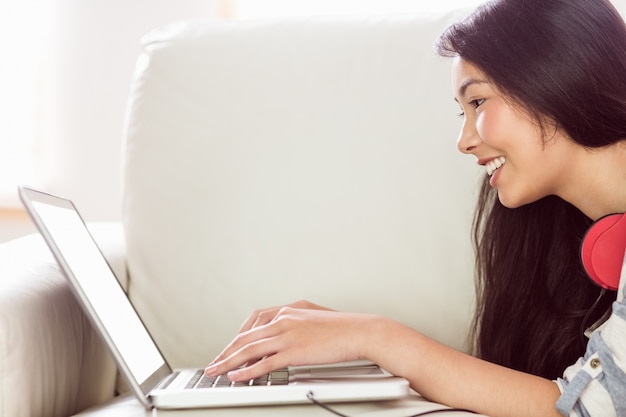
[205,1,626,415]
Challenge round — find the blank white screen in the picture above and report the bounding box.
[33,201,165,384]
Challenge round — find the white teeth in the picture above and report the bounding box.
[486,156,506,176]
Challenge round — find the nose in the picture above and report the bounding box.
[456,119,481,155]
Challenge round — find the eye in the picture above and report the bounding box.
[457,98,485,117]
[469,98,485,109]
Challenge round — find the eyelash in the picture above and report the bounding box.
[457,98,485,117]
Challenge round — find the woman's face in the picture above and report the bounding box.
[452,57,579,208]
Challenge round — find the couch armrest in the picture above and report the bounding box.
[0,223,124,417]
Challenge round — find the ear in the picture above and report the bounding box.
[581,213,626,291]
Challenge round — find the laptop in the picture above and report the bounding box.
[19,186,410,410]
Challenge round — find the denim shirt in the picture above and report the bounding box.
[555,258,626,417]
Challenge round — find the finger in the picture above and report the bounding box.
[207,335,251,367]
[227,353,288,382]
[238,306,280,334]
[207,321,282,369]
[205,336,280,377]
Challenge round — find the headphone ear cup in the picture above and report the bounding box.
[581,213,625,291]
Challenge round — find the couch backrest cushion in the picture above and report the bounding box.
[122,12,480,368]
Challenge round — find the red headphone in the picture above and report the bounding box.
[581,213,626,291]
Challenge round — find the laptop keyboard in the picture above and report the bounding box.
[185,369,290,389]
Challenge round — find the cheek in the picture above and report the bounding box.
[475,112,493,142]
[475,106,510,146]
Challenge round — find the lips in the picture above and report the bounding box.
[485,156,506,177]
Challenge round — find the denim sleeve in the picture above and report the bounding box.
[555,286,626,417]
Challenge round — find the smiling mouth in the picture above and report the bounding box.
[486,156,506,177]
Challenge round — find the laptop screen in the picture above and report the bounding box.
[21,188,166,387]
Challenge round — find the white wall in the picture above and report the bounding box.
[38,0,223,220]
[234,0,483,18]
[1,0,223,243]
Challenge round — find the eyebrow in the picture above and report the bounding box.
[457,78,489,98]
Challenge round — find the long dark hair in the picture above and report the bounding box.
[436,0,626,380]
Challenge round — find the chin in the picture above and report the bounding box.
[496,190,535,209]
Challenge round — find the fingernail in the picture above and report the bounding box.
[204,366,217,376]
[228,370,242,380]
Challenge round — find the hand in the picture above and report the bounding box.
[204,301,376,381]
[236,300,334,334]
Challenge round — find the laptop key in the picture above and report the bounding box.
[269,369,289,386]
[214,375,233,387]
[252,375,269,386]
[184,370,205,389]
[196,375,218,389]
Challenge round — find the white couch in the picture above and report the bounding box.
[0,9,485,417]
